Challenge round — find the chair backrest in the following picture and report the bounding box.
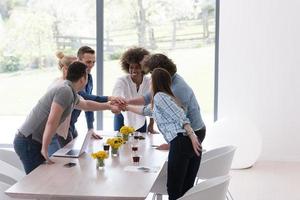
[0,160,25,185]
[0,181,14,200]
[178,175,230,200]
[150,160,168,194]
[198,145,236,179]
[0,148,24,171]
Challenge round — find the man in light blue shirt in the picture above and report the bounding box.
[143,72,205,131]
[128,53,205,134]
[126,53,206,199]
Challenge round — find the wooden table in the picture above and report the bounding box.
[6,131,168,200]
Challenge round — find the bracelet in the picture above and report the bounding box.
[186,131,196,137]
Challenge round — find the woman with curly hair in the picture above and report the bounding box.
[112,47,155,133]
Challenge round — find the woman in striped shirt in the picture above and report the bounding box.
[126,68,201,200]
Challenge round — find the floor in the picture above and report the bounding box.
[147,161,300,200]
[229,161,300,200]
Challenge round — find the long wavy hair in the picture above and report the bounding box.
[151,68,182,109]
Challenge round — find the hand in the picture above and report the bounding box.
[41,147,54,165]
[89,129,102,139]
[156,143,170,150]
[118,103,127,112]
[109,103,121,114]
[147,123,158,134]
[189,134,202,156]
[110,96,127,106]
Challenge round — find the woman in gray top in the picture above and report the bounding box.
[14,61,121,174]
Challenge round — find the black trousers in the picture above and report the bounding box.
[167,127,206,200]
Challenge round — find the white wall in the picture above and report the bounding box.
[218,0,300,161]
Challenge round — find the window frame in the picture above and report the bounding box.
[95,0,220,129]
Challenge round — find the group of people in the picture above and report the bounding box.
[14,46,206,200]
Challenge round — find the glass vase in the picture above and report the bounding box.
[122,134,129,142]
[96,158,105,169]
[111,147,119,157]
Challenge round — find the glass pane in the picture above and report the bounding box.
[0,0,96,144]
[103,0,216,130]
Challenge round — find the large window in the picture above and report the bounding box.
[0,0,216,144]
[0,0,96,145]
[102,0,216,129]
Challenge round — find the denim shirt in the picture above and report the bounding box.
[143,92,190,143]
[70,74,108,131]
[143,73,205,131]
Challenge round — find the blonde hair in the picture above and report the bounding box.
[56,52,77,70]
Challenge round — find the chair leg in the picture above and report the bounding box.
[226,190,234,200]
[194,177,199,185]
[156,194,163,200]
[152,193,156,200]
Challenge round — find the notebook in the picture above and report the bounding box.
[53,132,92,158]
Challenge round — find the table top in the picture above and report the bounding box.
[6,131,168,200]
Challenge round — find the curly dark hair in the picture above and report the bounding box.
[120,47,150,73]
[142,53,177,76]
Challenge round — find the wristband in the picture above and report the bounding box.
[187,131,196,137]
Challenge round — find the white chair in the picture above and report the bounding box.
[150,161,168,200]
[0,148,24,171]
[196,146,236,200]
[0,181,13,200]
[151,146,236,200]
[0,160,25,185]
[178,175,230,200]
[197,145,236,180]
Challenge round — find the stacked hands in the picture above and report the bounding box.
[108,96,128,114]
[108,97,157,134]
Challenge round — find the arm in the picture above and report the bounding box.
[126,105,144,115]
[127,96,146,105]
[78,90,109,103]
[41,102,64,163]
[184,123,202,156]
[78,91,108,138]
[75,99,120,113]
[147,118,157,134]
[154,93,200,153]
[84,111,102,139]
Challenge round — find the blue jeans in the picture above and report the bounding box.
[48,126,78,156]
[56,125,77,148]
[48,134,61,156]
[114,113,147,132]
[13,134,45,174]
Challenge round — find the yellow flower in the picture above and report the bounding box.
[106,137,124,149]
[91,150,108,160]
[120,125,135,135]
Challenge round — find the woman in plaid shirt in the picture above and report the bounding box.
[126,68,202,200]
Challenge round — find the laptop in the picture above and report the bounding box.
[53,132,92,158]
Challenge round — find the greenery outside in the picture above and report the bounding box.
[0,0,216,136]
